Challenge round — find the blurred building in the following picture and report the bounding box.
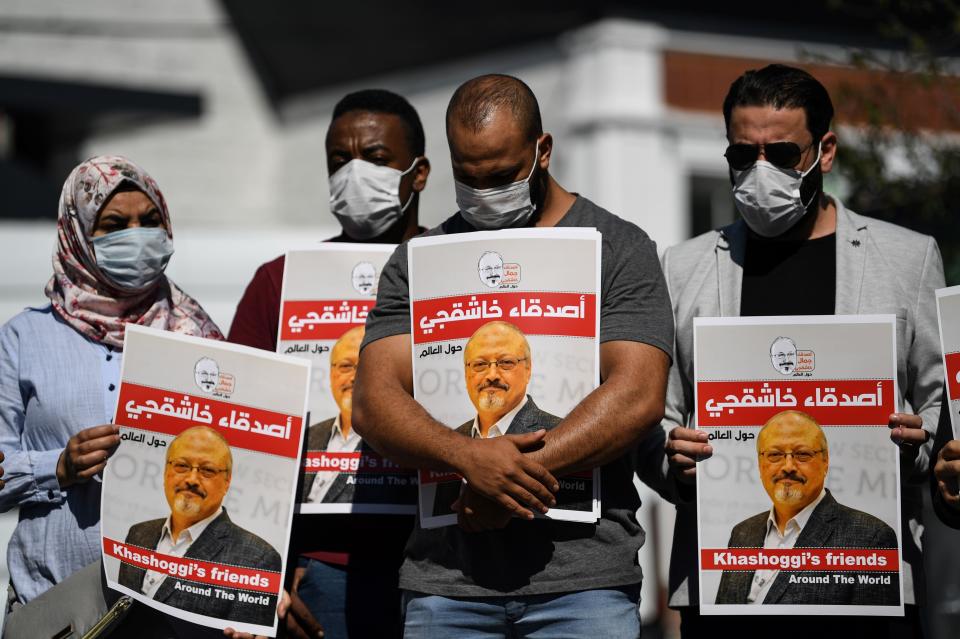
[1,1,957,635]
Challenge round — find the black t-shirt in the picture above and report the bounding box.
[361,195,675,596]
[740,233,836,316]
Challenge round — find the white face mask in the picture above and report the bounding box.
[329,158,419,240]
[92,227,173,290]
[732,144,822,238]
[455,142,540,230]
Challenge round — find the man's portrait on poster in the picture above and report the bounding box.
[302,326,365,503]
[715,410,898,606]
[432,321,564,515]
[118,425,281,626]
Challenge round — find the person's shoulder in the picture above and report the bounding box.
[828,500,897,541]
[125,518,165,544]
[455,420,473,436]
[3,304,55,328]
[664,228,724,263]
[2,304,69,341]
[527,399,562,427]
[571,196,654,244]
[731,511,769,536]
[222,519,281,563]
[308,417,336,431]
[254,254,286,279]
[840,201,935,251]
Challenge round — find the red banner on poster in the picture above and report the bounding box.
[302,451,413,475]
[945,352,960,399]
[701,547,899,572]
[104,538,280,593]
[115,382,302,458]
[697,379,894,427]
[279,299,374,341]
[413,292,596,343]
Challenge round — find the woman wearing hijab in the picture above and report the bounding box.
[0,155,222,609]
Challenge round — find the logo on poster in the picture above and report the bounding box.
[477,251,520,289]
[193,357,235,398]
[769,337,815,376]
[351,262,377,296]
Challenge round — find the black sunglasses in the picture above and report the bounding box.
[724,142,811,171]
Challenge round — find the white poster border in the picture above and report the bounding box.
[408,227,602,529]
[279,244,415,515]
[694,314,904,617]
[936,285,960,439]
[103,324,312,636]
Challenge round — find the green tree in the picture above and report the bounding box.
[814,0,960,283]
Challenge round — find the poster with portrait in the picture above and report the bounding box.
[695,316,903,616]
[936,286,960,439]
[101,325,310,636]
[409,227,602,529]
[278,244,416,514]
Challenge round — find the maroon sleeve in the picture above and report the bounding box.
[227,255,285,351]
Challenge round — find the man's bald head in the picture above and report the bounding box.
[446,74,543,142]
[166,425,233,471]
[756,410,828,455]
[331,325,365,363]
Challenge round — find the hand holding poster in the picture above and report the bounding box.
[409,228,601,529]
[278,245,416,514]
[101,325,310,636]
[936,285,960,439]
[695,316,904,616]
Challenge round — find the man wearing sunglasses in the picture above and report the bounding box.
[646,64,943,637]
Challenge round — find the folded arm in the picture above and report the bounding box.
[353,334,559,518]
[526,340,669,476]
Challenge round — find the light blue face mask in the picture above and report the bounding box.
[91,227,174,289]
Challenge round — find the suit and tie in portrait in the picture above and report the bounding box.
[118,426,282,627]
[432,395,563,517]
[301,325,405,506]
[119,509,281,626]
[715,490,898,605]
[713,411,899,607]
[431,321,592,517]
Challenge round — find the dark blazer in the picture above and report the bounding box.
[300,417,355,503]
[714,490,899,606]
[432,396,564,517]
[118,509,282,627]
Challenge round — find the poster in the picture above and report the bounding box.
[409,228,601,529]
[695,316,903,616]
[278,245,416,514]
[936,285,960,439]
[101,325,310,636]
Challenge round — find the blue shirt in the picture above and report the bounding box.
[0,305,121,603]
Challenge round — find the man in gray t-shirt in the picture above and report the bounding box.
[353,73,673,638]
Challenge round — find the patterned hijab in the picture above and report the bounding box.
[44,155,223,348]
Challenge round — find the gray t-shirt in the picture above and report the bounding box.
[362,195,674,596]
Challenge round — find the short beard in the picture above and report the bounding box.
[173,491,204,517]
[774,482,805,505]
[478,392,506,412]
